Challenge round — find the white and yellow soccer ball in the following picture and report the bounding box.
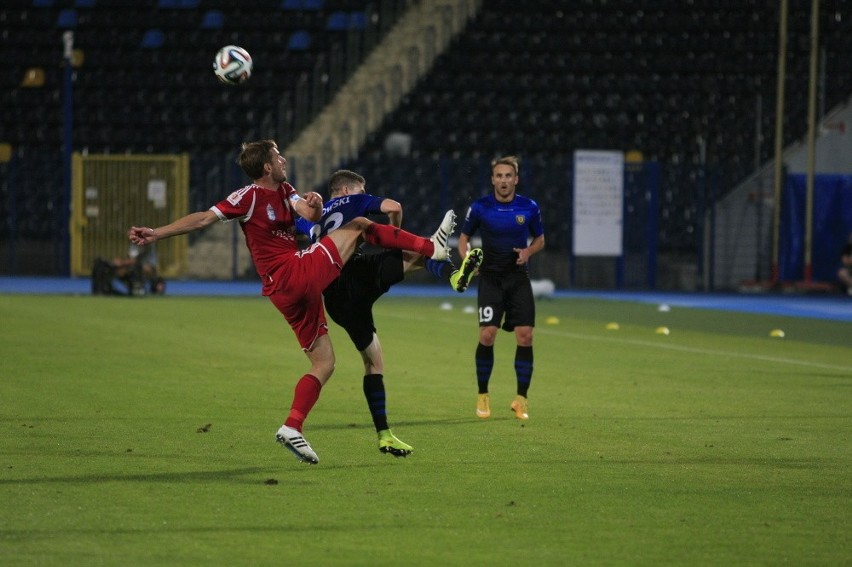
[213,45,252,86]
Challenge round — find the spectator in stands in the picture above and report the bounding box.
[456,155,545,422]
[838,243,852,296]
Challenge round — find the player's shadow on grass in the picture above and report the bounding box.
[0,467,291,486]
[311,416,514,432]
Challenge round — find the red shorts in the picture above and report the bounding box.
[266,237,343,351]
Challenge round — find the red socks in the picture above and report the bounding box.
[284,374,322,432]
[364,223,434,257]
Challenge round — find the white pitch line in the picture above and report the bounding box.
[534,328,852,373]
[386,310,852,374]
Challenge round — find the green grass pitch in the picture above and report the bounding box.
[1,294,850,566]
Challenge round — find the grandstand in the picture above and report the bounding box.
[1,0,850,288]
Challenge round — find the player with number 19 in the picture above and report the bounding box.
[456,155,544,421]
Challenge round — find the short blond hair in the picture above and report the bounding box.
[491,155,519,175]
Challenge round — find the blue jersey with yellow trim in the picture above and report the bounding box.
[460,194,544,274]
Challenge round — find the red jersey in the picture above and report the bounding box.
[210,182,301,294]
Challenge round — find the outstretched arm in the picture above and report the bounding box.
[129,210,219,246]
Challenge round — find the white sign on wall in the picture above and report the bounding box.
[573,150,624,256]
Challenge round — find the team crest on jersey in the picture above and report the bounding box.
[515,215,526,225]
[266,204,276,221]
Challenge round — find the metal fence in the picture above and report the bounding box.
[69,153,189,278]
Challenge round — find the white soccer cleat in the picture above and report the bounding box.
[275,425,319,464]
[430,209,456,261]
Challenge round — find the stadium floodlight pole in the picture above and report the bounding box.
[770,0,788,284]
[803,0,821,283]
[61,31,74,277]
[754,92,764,282]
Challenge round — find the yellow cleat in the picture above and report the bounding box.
[449,248,483,293]
[378,429,413,457]
[476,393,491,418]
[510,395,529,420]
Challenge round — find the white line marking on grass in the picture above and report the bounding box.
[387,310,852,374]
[534,328,852,373]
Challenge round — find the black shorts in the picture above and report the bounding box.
[477,271,536,332]
[323,249,405,351]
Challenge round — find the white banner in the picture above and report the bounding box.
[573,150,624,256]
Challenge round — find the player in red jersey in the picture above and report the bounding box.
[128,140,455,465]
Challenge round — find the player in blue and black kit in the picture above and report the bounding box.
[456,156,545,421]
[297,169,483,456]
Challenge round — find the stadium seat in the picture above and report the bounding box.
[288,30,311,50]
[56,9,78,28]
[326,11,347,30]
[348,11,366,30]
[140,29,165,49]
[199,10,224,29]
[157,0,199,8]
[21,68,45,88]
[282,0,325,9]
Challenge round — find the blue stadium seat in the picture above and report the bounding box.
[158,0,199,7]
[56,9,78,28]
[326,11,347,30]
[199,10,224,29]
[140,29,165,49]
[348,11,366,30]
[282,0,324,9]
[288,30,311,50]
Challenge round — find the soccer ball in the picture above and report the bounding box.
[213,45,252,86]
